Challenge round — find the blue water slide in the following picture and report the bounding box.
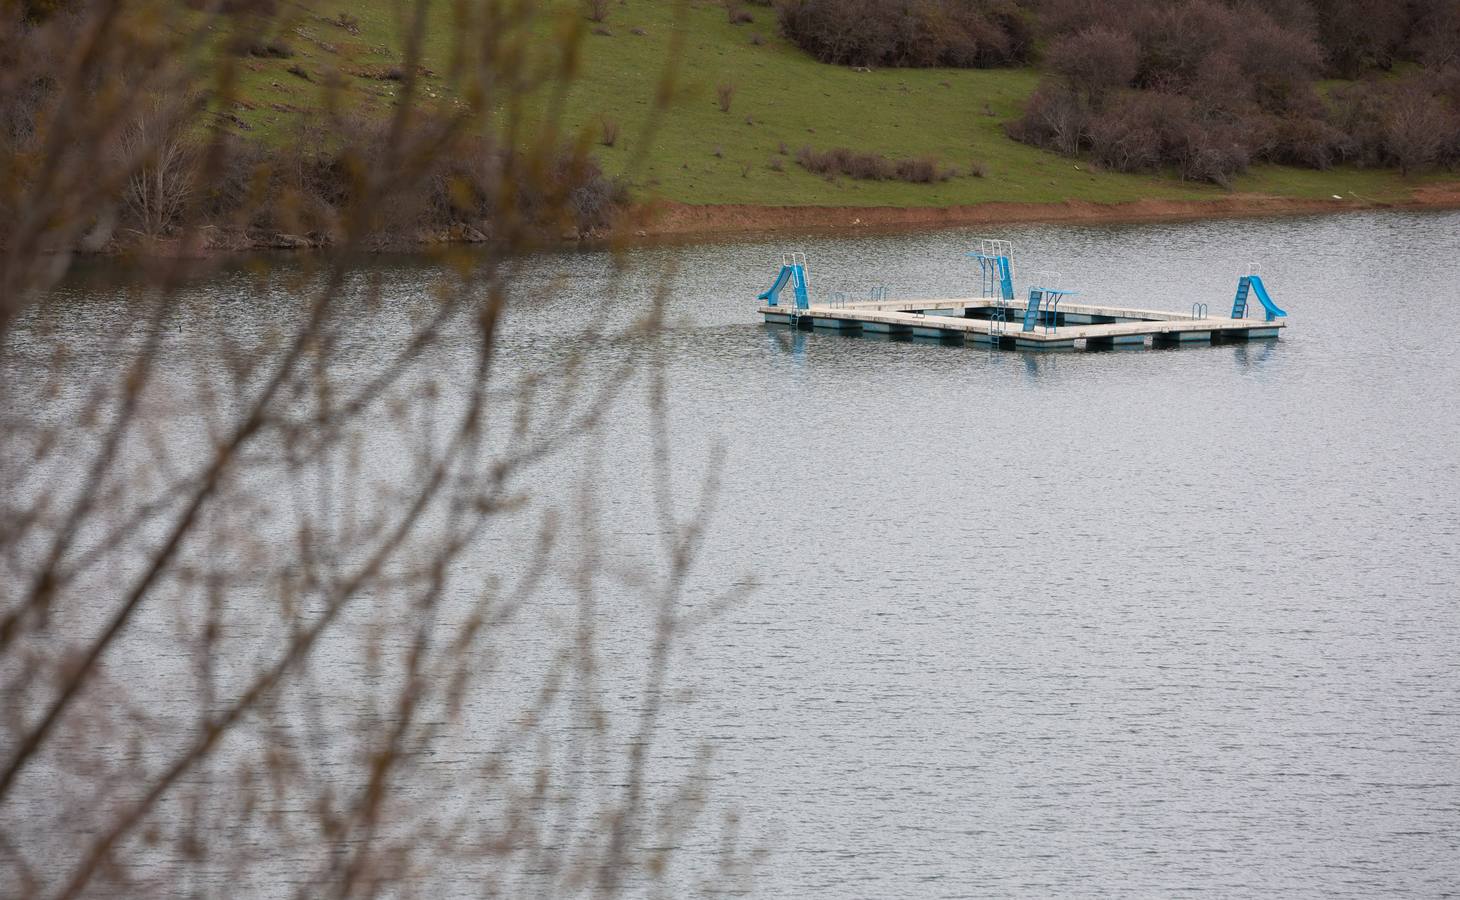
[759,263,811,309]
[758,265,794,307]
[1247,275,1287,321]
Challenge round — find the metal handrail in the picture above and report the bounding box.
[1044,292,1063,333]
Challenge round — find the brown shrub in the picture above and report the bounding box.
[795,146,950,182]
[599,116,619,147]
[716,82,736,113]
[1015,0,1352,180]
[1233,15,1323,114]
[1085,91,1182,173]
[1329,77,1460,172]
[1049,26,1139,106]
[1007,82,1088,156]
[1328,80,1391,166]
[1384,89,1453,174]
[776,0,1032,69]
[1308,0,1407,77]
[1409,0,1460,68]
[1261,114,1346,169]
[894,156,945,182]
[1079,90,1250,186]
[162,117,629,245]
[1129,1,1239,91]
[585,0,609,23]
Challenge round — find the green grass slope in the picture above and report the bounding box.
[225,0,1453,209]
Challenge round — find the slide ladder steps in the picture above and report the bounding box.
[1022,288,1044,332]
[1231,276,1252,319]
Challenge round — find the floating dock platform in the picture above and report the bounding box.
[756,242,1287,351]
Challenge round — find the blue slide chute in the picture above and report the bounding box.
[1232,275,1287,322]
[759,259,811,309]
[1248,275,1287,321]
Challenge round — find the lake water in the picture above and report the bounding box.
[8,210,1460,897]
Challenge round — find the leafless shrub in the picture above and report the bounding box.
[1384,88,1453,174]
[241,37,293,58]
[1050,26,1138,106]
[968,159,988,177]
[795,146,952,182]
[767,155,784,171]
[1263,113,1347,170]
[1310,0,1408,77]
[749,31,765,46]
[893,156,941,182]
[1008,82,1088,156]
[600,115,620,147]
[716,82,736,113]
[776,0,1033,68]
[586,0,610,23]
[726,1,754,25]
[1084,90,1184,174]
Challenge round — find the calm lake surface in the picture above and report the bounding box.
[23,210,1460,896]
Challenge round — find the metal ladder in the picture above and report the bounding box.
[989,295,1008,346]
[782,251,811,308]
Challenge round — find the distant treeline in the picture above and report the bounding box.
[774,0,1460,183]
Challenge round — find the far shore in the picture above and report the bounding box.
[633,182,1460,241]
[74,182,1460,259]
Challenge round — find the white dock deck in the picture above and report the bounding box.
[760,296,1284,349]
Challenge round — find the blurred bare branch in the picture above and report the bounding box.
[0,0,745,896]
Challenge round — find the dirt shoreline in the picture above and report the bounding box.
[635,184,1460,240]
[83,184,1460,258]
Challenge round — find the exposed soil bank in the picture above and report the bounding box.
[637,184,1460,239]
[77,184,1460,259]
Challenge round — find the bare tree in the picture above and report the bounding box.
[1385,89,1451,176]
[1,1,751,897]
[117,98,196,238]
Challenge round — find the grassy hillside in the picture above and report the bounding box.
[224,0,1453,208]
